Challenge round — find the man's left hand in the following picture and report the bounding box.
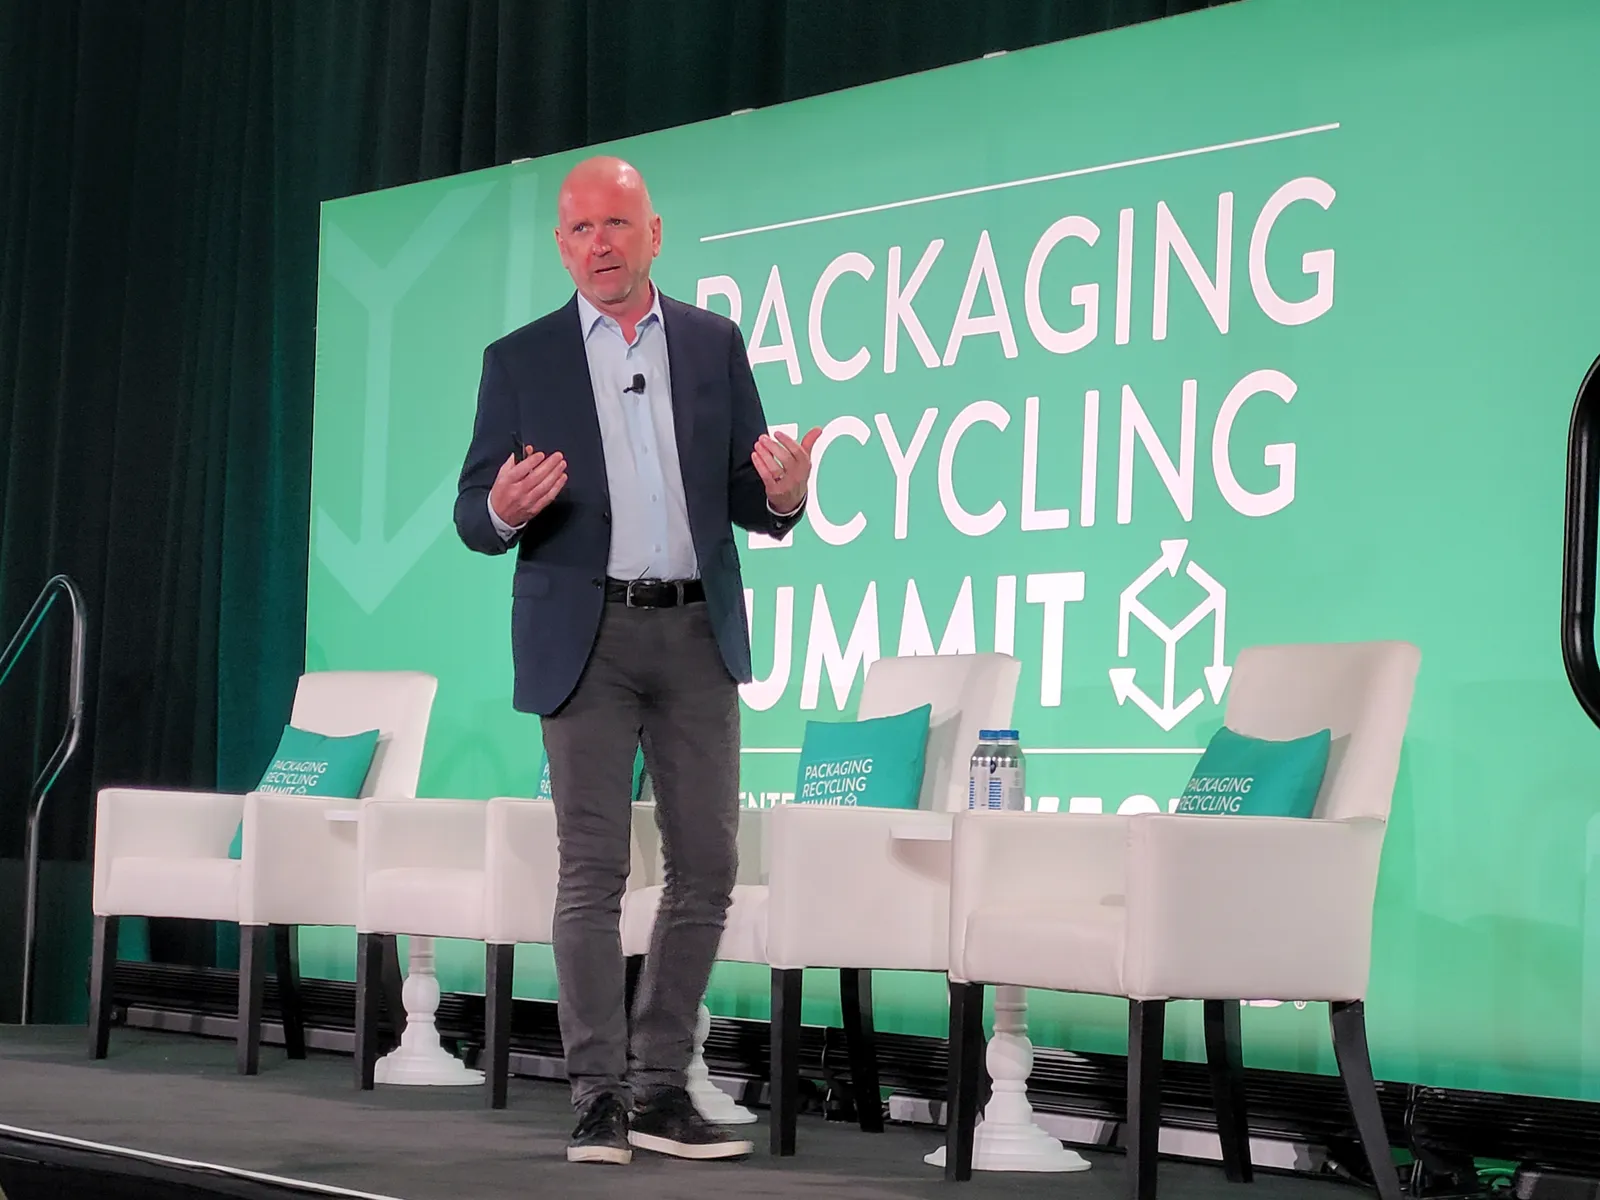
[753,428,821,514]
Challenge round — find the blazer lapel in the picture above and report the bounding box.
[659,294,699,467]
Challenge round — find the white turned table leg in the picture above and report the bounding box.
[925,985,1091,1172]
[687,1001,757,1124]
[375,936,485,1087]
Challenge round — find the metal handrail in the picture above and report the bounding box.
[1563,355,1600,729]
[1562,355,1600,729]
[0,574,88,1023]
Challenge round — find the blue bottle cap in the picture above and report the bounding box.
[977,729,998,741]
[996,729,1019,741]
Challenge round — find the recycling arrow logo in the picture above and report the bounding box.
[1109,539,1231,731]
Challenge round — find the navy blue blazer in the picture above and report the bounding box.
[454,292,804,716]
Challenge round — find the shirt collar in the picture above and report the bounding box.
[576,283,663,340]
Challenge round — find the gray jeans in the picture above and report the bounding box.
[540,599,740,1108]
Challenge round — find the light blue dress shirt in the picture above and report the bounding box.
[490,286,699,580]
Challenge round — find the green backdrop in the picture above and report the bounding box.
[302,0,1600,1103]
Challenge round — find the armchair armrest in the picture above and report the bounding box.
[766,806,955,971]
[948,811,1136,984]
[93,788,244,914]
[485,797,559,944]
[238,792,368,927]
[354,797,489,937]
[1124,814,1388,1001]
[358,796,489,873]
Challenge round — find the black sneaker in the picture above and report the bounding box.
[628,1086,753,1160]
[568,1092,632,1164]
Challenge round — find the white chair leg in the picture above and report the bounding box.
[375,935,484,1087]
[925,985,1091,1172]
[686,1001,756,1124]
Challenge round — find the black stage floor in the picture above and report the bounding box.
[0,1026,1370,1200]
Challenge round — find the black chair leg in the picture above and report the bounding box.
[274,925,307,1060]
[88,915,118,1059]
[354,932,384,1089]
[378,933,406,1052]
[943,980,984,1182]
[1330,1001,1402,1200]
[839,968,883,1133]
[1204,999,1252,1182]
[237,924,268,1075]
[770,968,803,1156]
[1128,999,1166,1200]
[485,943,514,1109]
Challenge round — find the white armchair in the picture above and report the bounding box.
[478,796,560,1107]
[354,793,658,1105]
[620,790,770,1125]
[353,795,491,1090]
[90,669,438,1074]
[943,641,1420,1200]
[617,652,1019,1153]
[762,652,1020,1156]
[481,797,663,1107]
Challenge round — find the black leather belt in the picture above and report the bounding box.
[605,577,705,608]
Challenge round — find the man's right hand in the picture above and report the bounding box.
[490,447,568,528]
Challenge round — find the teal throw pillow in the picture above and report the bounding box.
[793,704,933,809]
[536,745,648,801]
[1175,725,1332,818]
[228,725,381,858]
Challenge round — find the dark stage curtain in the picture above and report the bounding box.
[0,0,1226,976]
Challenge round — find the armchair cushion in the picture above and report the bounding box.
[228,725,380,858]
[364,867,487,940]
[794,703,932,809]
[1175,724,1330,818]
[103,856,242,922]
[964,906,1126,996]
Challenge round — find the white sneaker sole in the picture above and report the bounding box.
[567,1144,632,1165]
[628,1131,753,1160]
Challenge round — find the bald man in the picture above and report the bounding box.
[454,157,820,1164]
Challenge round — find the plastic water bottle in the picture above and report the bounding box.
[968,730,1026,811]
[993,730,1026,811]
[967,730,997,810]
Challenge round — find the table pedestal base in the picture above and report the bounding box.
[924,985,1090,1173]
[375,936,484,1088]
[687,1002,756,1124]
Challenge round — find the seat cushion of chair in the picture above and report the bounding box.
[364,867,486,940]
[621,884,768,963]
[962,905,1126,996]
[102,857,240,922]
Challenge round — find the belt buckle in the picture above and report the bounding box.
[623,579,683,608]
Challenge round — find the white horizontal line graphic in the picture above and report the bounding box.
[701,122,1340,242]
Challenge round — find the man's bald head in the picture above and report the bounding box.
[553,156,662,318]
[558,156,654,220]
